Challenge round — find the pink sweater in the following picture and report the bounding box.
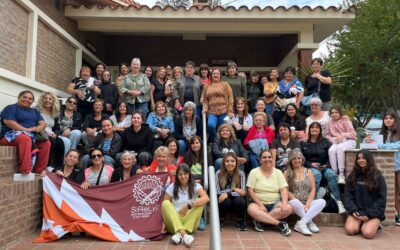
[325,115,356,143]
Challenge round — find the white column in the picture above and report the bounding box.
[26,11,38,80]
[75,48,82,76]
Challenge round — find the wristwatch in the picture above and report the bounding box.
[187,202,192,210]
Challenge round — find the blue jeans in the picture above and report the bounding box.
[248,152,260,169]
[127,102,149,118]
[310,167,340,201]
[207,113,227,143]
[178,139,188,156]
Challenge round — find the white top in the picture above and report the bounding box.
[306,111,330,135]
[165,183,202,212]
[224,114,253,127]
[40,112,55,134]
[110,114,132,128]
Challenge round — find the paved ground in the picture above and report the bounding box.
[6,225,400,250]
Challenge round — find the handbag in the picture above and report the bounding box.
[301,81,321,107]
[248,138,269,156]
[35,130,49,141]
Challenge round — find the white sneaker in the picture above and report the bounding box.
[337,201,346,214]
[182,234,194,247]
[294,221,312,236]
[171,233,182,244]
[307,221,320,233]
[338,175,346,184]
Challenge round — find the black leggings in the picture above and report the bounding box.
[49,136,65,168]
[218,196,247,220]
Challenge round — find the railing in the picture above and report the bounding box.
[202,113,221,250]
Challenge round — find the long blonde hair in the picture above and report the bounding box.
[37,91,60,118]
[285,149,306,187]
[219,152,240,189]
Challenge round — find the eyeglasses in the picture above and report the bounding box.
[68,100,77,105]
[91,154,103,159]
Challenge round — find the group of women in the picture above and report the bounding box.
[0,57,398,242]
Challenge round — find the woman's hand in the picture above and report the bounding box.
[179,205,189,216]
[40,170,47,177]
[106,103,113,112]
[365,135,374,143]
[218,193,228,203]
[62,128,71,137]
[227,112,234,118]
[81,181,90,190]
[233,122,242,130]
[233,188,245,196]
[237,157,247,165]
[242,125,250,131]
[55,170,64,177]
[336,135,344,143]
[202,108,208,114]
[76,90,85,100]
[48,132,57,139]
[151,102,155,111]
[304,203,310,212]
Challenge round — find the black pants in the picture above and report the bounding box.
[218,196,246,220]
[49,136,65,168]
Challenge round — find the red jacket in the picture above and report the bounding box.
[148,163,177,183]
[244,125,275,148]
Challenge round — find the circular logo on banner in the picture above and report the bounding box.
[132,175,163,205]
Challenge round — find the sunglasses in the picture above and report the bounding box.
[68,100,77,105]
[91,154,103,159]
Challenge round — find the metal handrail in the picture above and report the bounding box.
[201,112,221,250]
[208,166,222,250]
[202,112,209,191]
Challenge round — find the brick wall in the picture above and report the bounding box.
[31,0,106,61]
[0,1,29,75]
[345,150,396,225]
[0,146,43,248]
[36,20,76,90]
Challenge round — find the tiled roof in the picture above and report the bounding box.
[66,0,352,11]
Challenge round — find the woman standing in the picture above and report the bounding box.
[111,151,140,182]
[162,164,210,247]
[225,97,253,143]
[81,99,109,147]
[174,101,202,155]
[109,102,132,135]
[281,103,307,142]
[246,150,292,235]
[222,61,247,100]
[247,71,262,113]
[264,68,280,115]
[202,68,234,143]
[325,106,356,184]
[344,149,386,239]
[199,63,211,86]
[99,70,119,116]
[211,124,247,171]
[118,58,150,116]
[0,91,51,174]
[54,96,82,150]
[274,67,304,125]
[144,66,154,82]
[301,122,346,214]
[365,109,400,225]
[66,66,100,120]
[36,92,71,168]
[244,112,275,169]
[81,148,114,190]
[216,153,247,231]
[150,66,168,111]
[285,149,326,235]
[304,58,332,111]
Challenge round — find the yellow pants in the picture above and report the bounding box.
[162,200,204,234]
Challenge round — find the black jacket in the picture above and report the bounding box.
[54,107,82,135]
[100,82,119,110]
[110,164,139,183]
[344,171,387,221]
[122,124,153,154]
[174,116,203,141]
[211,138,248,160]
[300,138,332,168]
[53,166,84,184]
[85,132,122,157]
[82,113,109,131]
